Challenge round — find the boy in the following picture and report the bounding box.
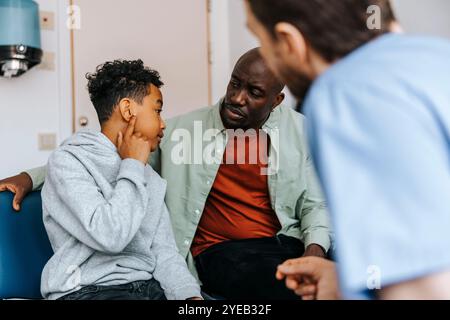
[41,59,202,300]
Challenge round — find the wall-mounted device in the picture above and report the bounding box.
[0,0,43,78]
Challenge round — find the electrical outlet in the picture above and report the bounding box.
[37,52,56,71]
[38,133,57,151]
[40,11,55,30]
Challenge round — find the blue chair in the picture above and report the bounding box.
[0,191,53,299]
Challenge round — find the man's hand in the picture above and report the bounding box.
[117,117,151,165]
[303,244,326,258]
[276,257,340,300]
[0,173,33,211]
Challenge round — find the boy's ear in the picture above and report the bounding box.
[118,98,136,121]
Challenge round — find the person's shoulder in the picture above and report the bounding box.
[47,133,89,173]
[278,104,305,129]
[276,105,309,151]
[279,104,305,119]
[308,34,450,98]
[47,147,79,169]
[397,34,450,50]
[144,164,167,193]
[328,34,450,80]
[45,150,81,185]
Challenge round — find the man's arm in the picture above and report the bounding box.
[0,166,46,211]
[298,129,333,257]
[0,172,33,211]
[277,257,450,300]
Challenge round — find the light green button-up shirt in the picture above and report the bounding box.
[27,100,332,280]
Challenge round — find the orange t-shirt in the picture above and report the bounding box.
[191,130,281,257]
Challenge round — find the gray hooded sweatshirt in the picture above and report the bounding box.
[41,130,201,300]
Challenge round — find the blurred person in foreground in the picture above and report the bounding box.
[245,0,450,299]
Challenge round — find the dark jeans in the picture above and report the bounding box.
[58,279,167,300]
[195,235,305,300]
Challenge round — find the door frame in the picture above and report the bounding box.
[208,0,232,104]
[56,0,74,138]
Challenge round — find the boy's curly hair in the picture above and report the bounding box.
[86,59,163,124]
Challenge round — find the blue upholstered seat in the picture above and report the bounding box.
[0,191,53,299]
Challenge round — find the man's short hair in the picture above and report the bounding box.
[247,0,396,62]
[86,59,163,124]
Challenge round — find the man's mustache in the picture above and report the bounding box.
[223,103,246,117]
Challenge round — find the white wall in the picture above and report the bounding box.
[209,0,231,105]
[0,0,72,178]
[227,0,258,68]
[393,0,450,39]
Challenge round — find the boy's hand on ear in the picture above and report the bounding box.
[117,116,151,165]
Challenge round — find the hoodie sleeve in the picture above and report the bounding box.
[151,204,201,300]
[24,165,47,191]
[43,150,149,254]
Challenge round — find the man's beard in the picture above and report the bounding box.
[281,69,313,114]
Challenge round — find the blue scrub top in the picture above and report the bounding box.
[304,33,450,299]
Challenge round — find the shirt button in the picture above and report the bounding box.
[206,180,211,186]
[195,209,201,216]
[184,239,190,246]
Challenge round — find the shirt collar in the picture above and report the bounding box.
[212,98,226,133]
